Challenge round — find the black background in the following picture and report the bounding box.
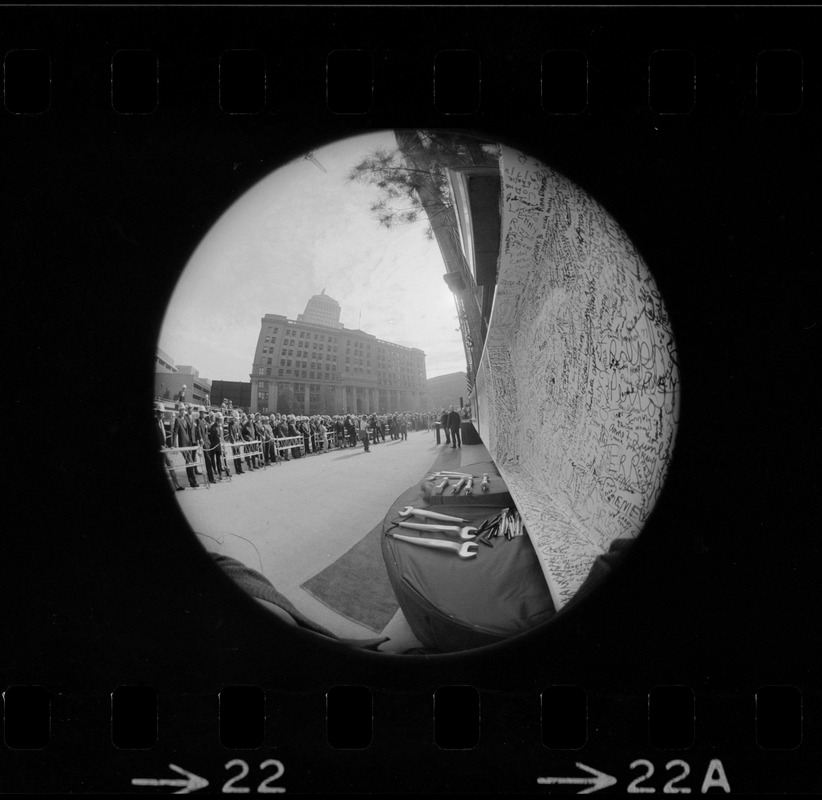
[1,5,820,794]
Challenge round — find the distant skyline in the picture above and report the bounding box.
[158,130,467,383]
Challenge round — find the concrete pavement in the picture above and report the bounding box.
[174,430,489,652]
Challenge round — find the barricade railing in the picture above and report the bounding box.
[246,438,268,469]
[259,436,280,466]
[200,439,233,481]
[223,440,267,473]
[162,445,210,489]
[274,435,304,459]
[311,431,335,452]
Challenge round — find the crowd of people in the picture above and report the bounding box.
[155,400,469,491]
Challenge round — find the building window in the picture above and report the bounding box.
[278,369,284,377]
[267,358,272,365]
[266,368,272,376]
[257,368,264,375]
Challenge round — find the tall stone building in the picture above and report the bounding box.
[296,289,343,328]
[250,292,427,415]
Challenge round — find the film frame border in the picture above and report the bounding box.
[1,4,820,795]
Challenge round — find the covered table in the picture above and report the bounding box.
[460,419,482,445]
[381,476,555,653]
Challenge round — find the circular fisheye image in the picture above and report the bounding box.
[155,130,679,655]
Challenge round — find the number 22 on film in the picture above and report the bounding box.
[222,759,285,794]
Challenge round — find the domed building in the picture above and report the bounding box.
[249,291,427,416]
[296,288,343,329]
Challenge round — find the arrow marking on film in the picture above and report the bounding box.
[132,763,209,794]
[537,762,617,794]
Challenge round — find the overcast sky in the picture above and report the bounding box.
[158,130,466,383]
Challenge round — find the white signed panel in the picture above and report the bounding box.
[480,147,680,609]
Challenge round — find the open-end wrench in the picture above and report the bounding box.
[387,533,478,559]
[430,471,473,479]
[397,506,468,523]
[434,478,449,495]
[398,521,479,540]
[451,477,468,494]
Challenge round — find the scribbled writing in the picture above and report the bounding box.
[479,148,680,609]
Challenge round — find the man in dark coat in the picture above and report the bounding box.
[276,414,290,460]
[195,408,216,483]
[208,412,226,480]
[254,413,269,466]
[226,411,244,474]
[286,415,302,458]
[440,408,451,445]
[172,405,198,487]
[345,415,357,447]
[447,405,462,449]
[241,413,259,470]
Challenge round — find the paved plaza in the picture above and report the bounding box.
[174,429,489,652]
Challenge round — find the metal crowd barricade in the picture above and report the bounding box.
[222,440,246,476]
[275,435,304,459]
[246,439,268,470]
[222,440,265,474]
[162,445,210,489]
[311,431,333,453]
[259,436,280,466]
[200,440,232,482]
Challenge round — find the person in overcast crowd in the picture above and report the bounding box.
[196,408,217,483]
[209,411,226,480]
[440,408,451,446]
[358,415,371,452]
[241,413,259,470]
[172,404,199,488]
[447,405,462,449]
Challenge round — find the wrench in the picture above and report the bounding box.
[434,478,449,495]
[451,477,468,494]
[398,521,479,540]
[430,471,473,479]
[397,506,468,523]
[387,533,478,559]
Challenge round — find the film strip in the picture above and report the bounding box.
[2,5,819,795]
